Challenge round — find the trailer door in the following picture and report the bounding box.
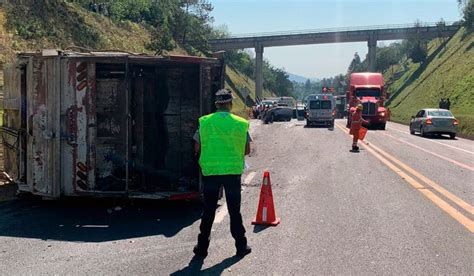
[2,64,27,186]
[26,56,61,198]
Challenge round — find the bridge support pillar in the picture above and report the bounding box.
[367,36,377,72]
[255,44,264,101]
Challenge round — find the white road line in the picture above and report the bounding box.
[243,171,257,185]
[387,126,474,155]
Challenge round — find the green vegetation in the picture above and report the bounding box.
[1,1,154,59]
[226,65,274,118]
[223,50,294,98]
[385,27,474,136]
[459,0,474,31]
[9,0,215,55]
[292,75,347,100]
[0,0,292,119]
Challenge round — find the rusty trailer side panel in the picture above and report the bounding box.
[4,51,224,199]
[60,59,98,195]
[26,56,61,198]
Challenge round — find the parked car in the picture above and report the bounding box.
[409,108,458,139]
[261,103,293,123]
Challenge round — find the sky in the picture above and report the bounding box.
[209,0,462,79]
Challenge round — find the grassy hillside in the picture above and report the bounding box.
[226,65,274,118]
[0,1,263,120]
[386,28,474,136]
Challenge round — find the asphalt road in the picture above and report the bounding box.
[0,119,472,275]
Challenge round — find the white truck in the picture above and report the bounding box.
[305,94,335,127]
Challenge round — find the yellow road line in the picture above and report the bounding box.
[334,123,474,233]
[367,142,474,215]
[383,132,474,172]
[337,122,474,215]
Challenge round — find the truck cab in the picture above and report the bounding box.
[305,94,335,127]
[346,73,389,130]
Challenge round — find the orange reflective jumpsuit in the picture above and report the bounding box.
[350,109,368,149]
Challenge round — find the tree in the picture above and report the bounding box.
[173,0,214,52]
[347,52,366,73]
[409,43,427,63]
[405,20,429,64]
[304,79,311,91]
[462,0,474,31]
[210,24,229,39]
[108,0,151,22]
[145,0,180,52]
[375,43,404,73]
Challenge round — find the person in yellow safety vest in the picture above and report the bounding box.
[192,89,252,258]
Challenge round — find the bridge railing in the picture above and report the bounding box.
[212,21,460,41]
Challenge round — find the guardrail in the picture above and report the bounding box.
[212,21,461,41]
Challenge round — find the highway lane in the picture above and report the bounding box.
[359,121,473,207]
[0,119,472,275]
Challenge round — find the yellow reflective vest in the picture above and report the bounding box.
[198,112,249,176]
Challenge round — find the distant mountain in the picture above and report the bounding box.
[288,72,309,83]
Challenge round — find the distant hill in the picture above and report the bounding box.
[288,72,309,83]
[385,27,474,136]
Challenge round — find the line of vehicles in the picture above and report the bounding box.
[257,72,390,129]
[255,72,458,139]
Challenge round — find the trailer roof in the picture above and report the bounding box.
[17,49,221,64]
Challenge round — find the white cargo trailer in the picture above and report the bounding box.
[2,50,224,199]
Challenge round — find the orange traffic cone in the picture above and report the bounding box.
[252,171,280,226]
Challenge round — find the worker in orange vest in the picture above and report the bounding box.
[350,104,368,152]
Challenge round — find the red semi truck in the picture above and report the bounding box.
[346,72,390,130]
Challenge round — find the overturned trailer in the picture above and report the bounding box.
[2,50,224,199]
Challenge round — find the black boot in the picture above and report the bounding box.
[193,235,209,258]
[236,245,252,257]
[235,237,251,257]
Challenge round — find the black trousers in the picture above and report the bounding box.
[198,175,247,249]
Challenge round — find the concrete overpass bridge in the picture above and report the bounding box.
[209,22,461,99]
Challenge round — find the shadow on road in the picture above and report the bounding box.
[171,255,243,275]
[303,125,333,130]
[419,134,457,140]
[253,225,270,233]
[0,197,202,242]
[0,182,17,202]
